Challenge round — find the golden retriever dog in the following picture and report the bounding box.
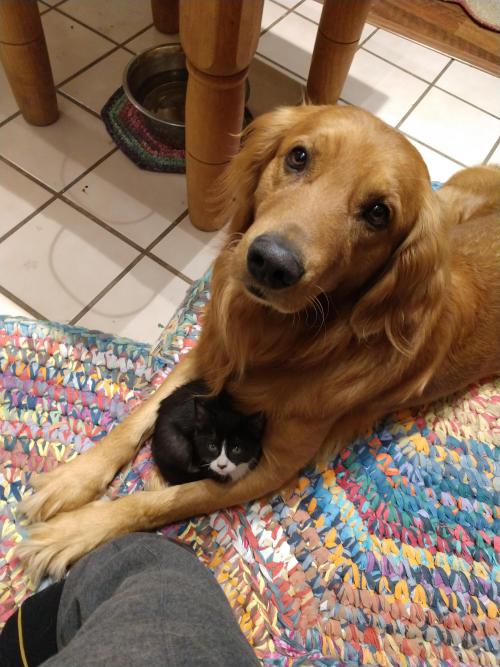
[18,105,500,581]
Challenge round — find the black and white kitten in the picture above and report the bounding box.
[151,379,265,486]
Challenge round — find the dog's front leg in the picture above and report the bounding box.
[19,352,200,523]
[17,416,331,582]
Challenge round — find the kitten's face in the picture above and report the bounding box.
[194,401,264,481]
[204,438,252,480]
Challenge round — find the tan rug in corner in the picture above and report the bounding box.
[442,0,500,31]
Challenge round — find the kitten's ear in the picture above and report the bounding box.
[194,400,211,430]
[246,412,266,437]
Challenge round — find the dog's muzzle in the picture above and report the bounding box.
[247,234,304,290]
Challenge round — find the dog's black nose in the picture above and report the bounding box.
[247,235,304,290]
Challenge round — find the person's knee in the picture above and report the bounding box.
[69,532,199,589]
[112,532,198,565]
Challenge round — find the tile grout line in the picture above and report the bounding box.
[272,0,305,10]
[263,9,499,122]
[358,27,378,48]
[62,147,120,195]
[0,148,118,245]
[0,284,47,321]
[255,51,307,83]
[52,4,129,50]
[287,4,377,49]
[120,23,158,51]
[6,7,496,133]
[56,90,103,120]
[40,0,67,8]
[143,209,190,255]
[291,7,497,83]
[68,252,150,325]
[0,154,57,196]
[53,3,154,53]
[256,47,497,146]
[433,84,500,121]
[260,1,305,37]
[145,251,193,285]
[58,194,145,253]
[1,158,192,323]
[1,60,471,200]
[395,59,454,130]
[1,147,194,266]
[256,33,442,91]
[54,18,159,94]
[0,194,58,246]
[483,136,500,164]
[68,254,147,325]
[400,132,467,167]
[0,110,21,129]
[57,183,189,259]
[69,208,191,326]
[44,3,500,125]
[361,44,500,122]
[55,45,122,91]
[361,46,448,86]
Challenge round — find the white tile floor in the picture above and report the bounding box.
[1,0,499,344]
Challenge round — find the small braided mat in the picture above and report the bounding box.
[101,87,186,173]
[1,271,499,666]
[101,87,254,174]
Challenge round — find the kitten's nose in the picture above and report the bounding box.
[218,463,227,470]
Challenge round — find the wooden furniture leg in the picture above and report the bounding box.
[0,0,58,125]
[151,0,179,35]
[307,0,373,104]
[180,0,264,231]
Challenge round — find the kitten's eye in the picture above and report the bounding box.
[362,201,391,229]
[232,445,241,454]
[208,442,217,451]
[285,146,308,172]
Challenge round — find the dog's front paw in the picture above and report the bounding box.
[16,500,119,583]
[19,454,110,523]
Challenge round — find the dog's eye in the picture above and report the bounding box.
[363,202,391,229]
[285,146,308,172]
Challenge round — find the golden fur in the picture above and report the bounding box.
[17,105,500,581]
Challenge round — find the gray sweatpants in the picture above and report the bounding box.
[44,533,259,667]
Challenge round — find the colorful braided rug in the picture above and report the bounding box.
[1,270,499,666]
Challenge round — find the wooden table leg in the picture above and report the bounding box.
[180,0,263,231]
[0,0,58,125]
[307,0,373,104]
[151,0,179,35]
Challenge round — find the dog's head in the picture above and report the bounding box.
[215,105,447,353]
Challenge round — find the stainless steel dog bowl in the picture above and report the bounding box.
[123,44,187,148]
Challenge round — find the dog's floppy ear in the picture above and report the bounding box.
[213,105,319,234]
[350,190,448,355]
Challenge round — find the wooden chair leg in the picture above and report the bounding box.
[0,0,58,126]
[151,0,179,35]
[180,0,264,231]
[307,0,373,104]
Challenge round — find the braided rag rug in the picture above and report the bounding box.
[1,270,499,667]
